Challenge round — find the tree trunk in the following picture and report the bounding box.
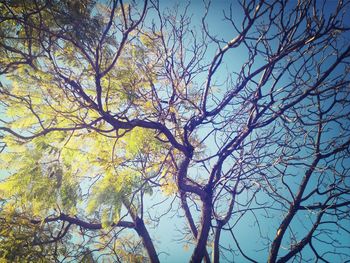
[181,192,211,263]
[123,199,160,263]
[135,217,160,263]
[268,158,320,263]
[190,195,212,262]
[268,209,295,263]
[212,226,222,263]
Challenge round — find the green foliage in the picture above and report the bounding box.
[0,0,193,260]
[113,235,148,263]
[0,214,56,262]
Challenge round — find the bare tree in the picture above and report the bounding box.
[0,0,349,262]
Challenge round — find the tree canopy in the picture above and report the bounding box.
[0,0,350,262]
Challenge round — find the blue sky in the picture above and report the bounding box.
[0,0,349,262]
[147,1,350,262]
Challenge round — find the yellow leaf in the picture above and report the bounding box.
[144,100,153,110]
[183,244,190,251]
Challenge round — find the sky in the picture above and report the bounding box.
[145,1,350,262]
[0,0,349,262]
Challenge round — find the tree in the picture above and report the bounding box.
[0,0,349,262]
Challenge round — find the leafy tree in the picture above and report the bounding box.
[0,0,350,262]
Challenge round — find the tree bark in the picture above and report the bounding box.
[134,217,160,263]
[190,194,212,263]
[268,158,320,263]
[181,192,211,263]
[123,199,160,263]
[212,224,222,263]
